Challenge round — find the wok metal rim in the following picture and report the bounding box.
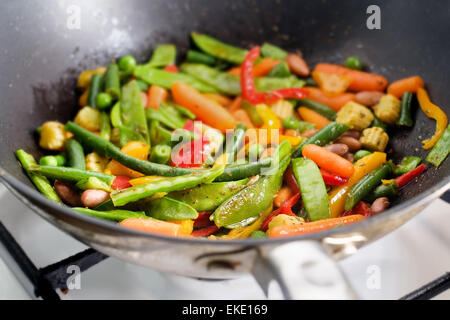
[1,165,449,246]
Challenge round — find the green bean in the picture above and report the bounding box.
[15,150,62,202]
[241,101,264,126]
[292,158,330,221]
[168,178,248,211]
[224,123,246,163]
[371,116,388,131]
[65,121,274,181]
[72,207,147,222]
[395,156,422,175]
[134,65,218,93]
[110,165,225,206]
[397,92,414,127]
[248,144,264,161]
[145,104,185,129]
[29,165,116,186]
[186,50,216,66]
[267,61,291,78]
[297,99,337,120]
[146,44,176,68]
[191,32,248,64]
[143,197,198,221]
[87,74,103,108]
[120,80,149,144]
[104,64,121,100]
[292,122,351,157]
[354,150,372,161]
[118,126,148,147]
[174,105,196,120]
[180,63,305,95]
[260,42,288,59]
[149,120,172,146]
[364,182,398,202]
[150,145,171,164]
[426,124,450,168]
[100,111,111,141]
[75,177,111,192]
[345,163,392,210]
[65,138,85,170]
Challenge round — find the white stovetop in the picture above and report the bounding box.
[0,183,449,300]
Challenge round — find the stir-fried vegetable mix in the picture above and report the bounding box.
[17,33,450,239]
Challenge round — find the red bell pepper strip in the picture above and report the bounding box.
[284,165,300,194]
[395,164,426,188]
[164,64,178,73]
[320,169,349,186]
[260,193,300,231]
[241,47,308,104]
[342,201,371,217]
[111,176,131,190]
[191,225,219,237]
[172,120,210,168]
[193,211,213,229]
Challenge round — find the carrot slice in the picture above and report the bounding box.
[203,93,233,107]
[120,218,184,237]
[232,109,255,128]
[305,87,355,111]
[147,85,168,109]
[227,96,243,113]
[226,58,281,77]
[171,82,237,133]
[297,107,331,129]
[387,76,424,98]
[268,214,365,237]
[314,63,388,92]
[302,144,354,178]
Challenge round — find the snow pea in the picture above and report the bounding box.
[149,120,172,146]
[65,138,85,170]
[120,80,149,144]
[145,103,186,129]
[168,178,249,211]
[72,208,147,222]
[426,124,450,168]
[143,197,198,221]
[187,50,217,66]
[213,155,290,228]
[260,42,288,59]
[146,44,176,68]
[75,177,111,192]
[15,150,62,203]
[267,61,291,78]
[110,165,225,206]
[292,157,330,221]
[191,32,248,64]
[100,111,111,141]
[134,65,218,93]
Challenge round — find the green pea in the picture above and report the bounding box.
[118,55,137,74]
[54,154,67,166]
[250,230,267,238]
[248,144,264,161]
[96,92,112,109]
[345,56,363,70]
[39,156,58,166]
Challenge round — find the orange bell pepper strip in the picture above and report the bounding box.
[387,76,424,98]
[329,152,386,218]
[105,141,150,178]
[417,87,448,150]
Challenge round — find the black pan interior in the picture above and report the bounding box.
[0,0,449,216]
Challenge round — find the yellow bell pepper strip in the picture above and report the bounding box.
[417,87,448,150]
[329,152,386,218]
[222,205,273,239]
[129,176,164,186]
[256,104,281,130]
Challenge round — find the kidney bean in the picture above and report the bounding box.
[355,91,384,106]
[54,180,82,206]
[343,152,355,163]
[324,143,349,156]
[371,197,390,214]
[81,189,110,208]
[341,130,361,140]
[301,129,319,138]
[335,136,362,151]
[286,53,310,77]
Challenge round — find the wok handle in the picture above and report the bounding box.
[251,240,357,299]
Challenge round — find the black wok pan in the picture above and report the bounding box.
[0,0,449,299]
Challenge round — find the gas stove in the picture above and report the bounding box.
[0,183,449,300]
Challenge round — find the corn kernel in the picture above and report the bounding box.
[336,101,374,131]
[75,106,101,131]
[374,94,401,125]
[39,121,66,150]
[360,127,389,152]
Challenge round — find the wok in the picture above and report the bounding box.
[0,0,449,299]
